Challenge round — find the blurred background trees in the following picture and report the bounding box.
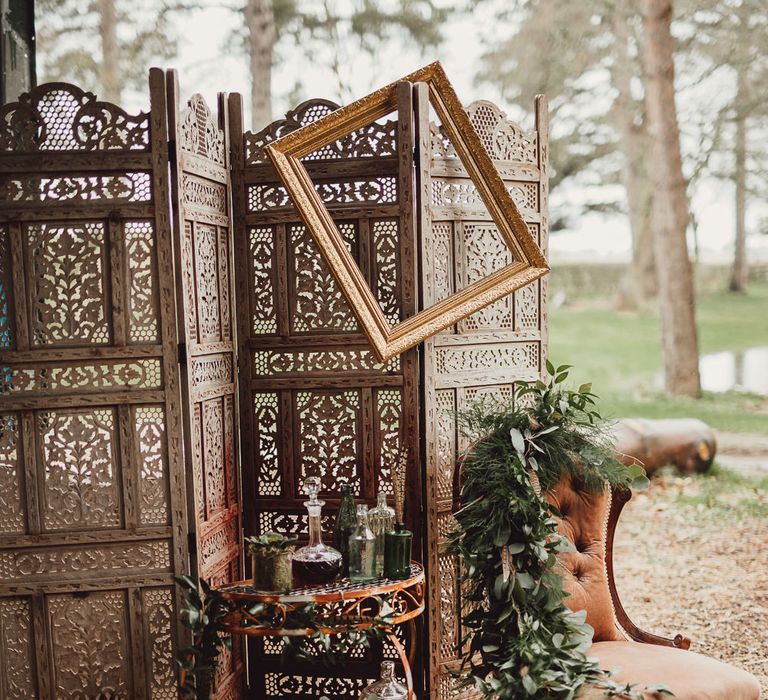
[32,0,768,402]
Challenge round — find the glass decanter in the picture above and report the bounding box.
[359,661,407,700]
[348,504,376,583]
[291,476,343,586]
[367,490,395,576]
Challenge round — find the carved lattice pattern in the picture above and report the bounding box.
[290,221,359,333]
[0,414,24,533]
[170,85,242,698]
[423,96,548,697]
[233,91,419,698]
[40,408,121,531]
[1,76,185,700]
[126,220,159,343]
[0,597,37,697]
[296,390,361,495]
[135,406,169,525]
[143,587,178,700]
[27,222,110,347]
[49,591,131,698]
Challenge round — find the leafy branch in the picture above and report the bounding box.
[445,363,669,699]
[176,576,397,699]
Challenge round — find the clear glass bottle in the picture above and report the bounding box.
[367,490,395,576]
[359,661,407,700]
[332,484,357,577]
[291,477,343,586]
[348,504,376,583]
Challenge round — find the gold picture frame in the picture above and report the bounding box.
[266,61,549,362]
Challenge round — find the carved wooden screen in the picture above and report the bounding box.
[166,75,244,699]
[0,71,187,699]
[419,92,550,698]
[229,87,422,698]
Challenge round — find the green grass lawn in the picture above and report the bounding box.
[549,282,768,434]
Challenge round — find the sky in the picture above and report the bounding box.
[115,1,767,264]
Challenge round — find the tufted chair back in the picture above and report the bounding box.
[545,473,625,642]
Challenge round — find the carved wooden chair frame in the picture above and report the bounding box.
[265,61,549,362]
[605,488,691,649]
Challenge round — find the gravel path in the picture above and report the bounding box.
[613,474,768,697]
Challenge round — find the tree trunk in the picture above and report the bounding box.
[612,6,657,310]
[729,65,748,292]
[642,0,701,397]
[245,0,276,130]
[98,0,120,103]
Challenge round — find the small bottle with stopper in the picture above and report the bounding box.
[348,504,376,582]
[367,490,395,577]
[291,476,343,586]
[359,660,407,699]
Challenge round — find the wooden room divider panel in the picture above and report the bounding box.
[166,74,244,700]
[0,70,547,699]
[228,84,423,698]
[418,89,550,698]
[0,71,187,699]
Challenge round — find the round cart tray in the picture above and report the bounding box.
[219,562,424,605]
[216,562,424,698]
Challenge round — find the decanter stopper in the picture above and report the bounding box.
[303,476,324,514]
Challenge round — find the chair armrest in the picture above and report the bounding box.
[605,488,692,650]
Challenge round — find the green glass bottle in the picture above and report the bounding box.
[332,484,357,576]
[383,522,412,580]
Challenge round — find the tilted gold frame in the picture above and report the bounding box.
[266,61,549,362]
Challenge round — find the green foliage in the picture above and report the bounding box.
[446,365,668,699]
[176,575,233,700]
[175,576,395,698]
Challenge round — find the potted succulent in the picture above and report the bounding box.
[245,532,297,591]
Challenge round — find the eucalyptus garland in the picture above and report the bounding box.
[446,362,671,700]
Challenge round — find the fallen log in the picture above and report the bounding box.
[612,418,716,475]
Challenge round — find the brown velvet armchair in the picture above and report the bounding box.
[547,473,761,699]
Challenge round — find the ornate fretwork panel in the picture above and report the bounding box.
[126,220,160,344]
[231,90,420,698]
[49,590,132,698]
[290,221,359,333]
[0,596,37,698]
[39,408,121,531]
[0,414,24,534]
[143,587,178,700]
[244,99,397,165]
[169,83,242,699]
[27,222,110,347]
[253,392,280,497]
[422,96,549,698]
[0,75,185,700]
[0,172,152,205]
[0,83,149,152]
[296,390,361,496]
[135,405,170,526]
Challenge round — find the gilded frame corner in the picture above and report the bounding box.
[266,61,549,362]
